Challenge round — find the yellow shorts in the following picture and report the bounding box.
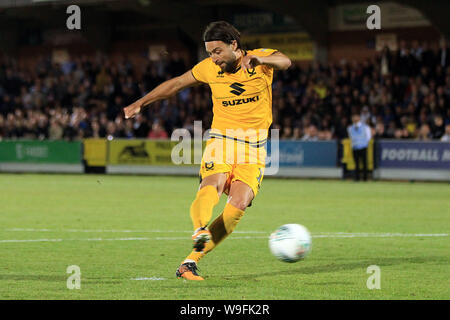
[199,137,266,197]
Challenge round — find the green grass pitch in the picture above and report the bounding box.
[0,173,449,299]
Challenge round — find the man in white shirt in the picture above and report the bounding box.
[347,114,372,181]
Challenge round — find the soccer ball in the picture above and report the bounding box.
[269,224,312,263]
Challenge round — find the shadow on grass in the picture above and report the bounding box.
[0,273,222,287]
[0,274,67,282]
[1,256,446,285]
[0,274,121,284]
[303,281,354,286]
[227,256,447,281]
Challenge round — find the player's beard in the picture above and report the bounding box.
[221,52,239,73]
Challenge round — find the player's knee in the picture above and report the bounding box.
[228,197,250,211]
[200,174,227,195]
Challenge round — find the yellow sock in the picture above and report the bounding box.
[185,202,245,264]
[190,185,219,230]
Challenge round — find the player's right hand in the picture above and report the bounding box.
[123,101,143,119]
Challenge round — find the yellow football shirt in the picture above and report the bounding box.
[191,48,277,144]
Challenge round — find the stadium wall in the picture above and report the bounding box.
[0,140,83,173]
[0,139,448,181]
[374,140,450,181]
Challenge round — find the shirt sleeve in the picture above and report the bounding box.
[191,58,210,83]
[249,48,278,75]
[251,48,278,57]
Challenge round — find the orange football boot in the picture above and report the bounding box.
[176,262,204,280]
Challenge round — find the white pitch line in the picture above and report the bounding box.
[0,233,448,243]
[313,233,449,238]
[0,239,64,243]
[4,228,267,234]
[314,232,449,235]
[0,236,270,243]
[0,237,151,243]
[5,228,448,238]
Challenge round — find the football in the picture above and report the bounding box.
[269,224,312,262]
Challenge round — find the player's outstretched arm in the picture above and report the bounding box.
[241,51,291,71]
[124,70,200,119]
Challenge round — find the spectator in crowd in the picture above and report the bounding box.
[148,120,168,139]
[440,124,450,142]
[380,45,392,76]
[416,123,432,141]
[0,40,449,142]
[49,118,63,140]
[291,126,302,140]
[281,126,292,139]
[438,39,449,68]
[301,124,319,141]
[347,113,371,181]
[431,115,445,139]
[374,122,390,139]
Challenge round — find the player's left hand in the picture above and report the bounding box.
[241,55,263,70]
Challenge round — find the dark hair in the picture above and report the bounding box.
[203,21,241,49]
